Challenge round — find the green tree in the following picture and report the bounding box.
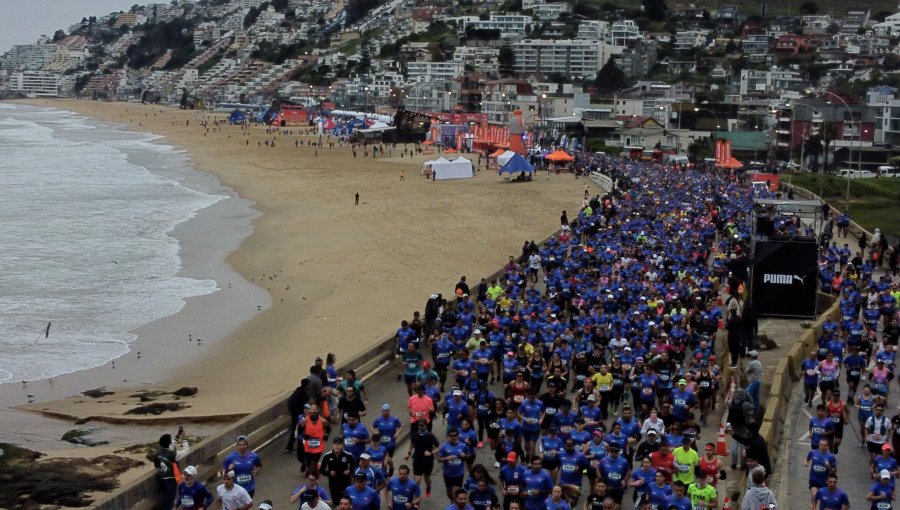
[53,29,67,41]
[593,57,626,95]
[498,41,516,77]
[799,1,818,14]
[358,44,372,75]
[642,0,669,21]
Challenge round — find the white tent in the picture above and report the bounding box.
[432,156,473,180]
[423,157,451,167]
[497,150,517,166]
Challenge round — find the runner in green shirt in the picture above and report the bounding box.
[687,476,718,509]
[672,437,700,485]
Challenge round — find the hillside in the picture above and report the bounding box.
[579,0,898,18]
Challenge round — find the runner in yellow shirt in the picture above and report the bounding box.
[672,437,700,485]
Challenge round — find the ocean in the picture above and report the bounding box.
[0,103,225,384]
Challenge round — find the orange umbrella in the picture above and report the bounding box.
[445,148,457,154]
[546,149,575,161]
[489,148,505,158]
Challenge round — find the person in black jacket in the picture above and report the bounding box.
[321,437,357,500]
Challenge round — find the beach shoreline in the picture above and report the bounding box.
[5,98,587,452]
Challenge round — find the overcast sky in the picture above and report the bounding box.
[0,0,140,53]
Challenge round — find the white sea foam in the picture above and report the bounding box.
[0,105,225,383]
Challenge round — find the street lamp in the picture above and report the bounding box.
[822,91,856,213]
[363,85,369,114]
[540,93,547,150]
[694,107,721,143]
[446,90,453,112]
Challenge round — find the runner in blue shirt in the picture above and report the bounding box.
[518,391,545,460]
[387,466,422,510]
[647,471,672,509]
[365,438,390,478]
[446,489,475,510]
[346,473,381,510]
[445,390,471,433]
[557,439,589,505]
[806,440,837,495]
[469,381,495,448]
[802,351,820,406]
[499,452,527,507]
[598,444,630,506]
[660,480,692,510]
[469,478,499,510]
[539,427,564,478]
[354,453,387,491]
[222,435,262,497]
[809,405,835,450]
[342,414,371,459]
[432,334,457,390]
[523,457,554,510]
[452,351,476,388]
[473,342,494,381]
[814,474,850,510]
[544,486,571,510]
[628,457,656,507]
[439,429,472,501]
[373,404,403,457]
[868,470,896,510]
[176,465,213,510]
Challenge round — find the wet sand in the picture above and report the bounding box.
[7,99,587,450]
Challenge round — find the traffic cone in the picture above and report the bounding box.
[722,496,731,510]
[716,422,729,456]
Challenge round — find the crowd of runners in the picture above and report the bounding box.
[156,150,899,510]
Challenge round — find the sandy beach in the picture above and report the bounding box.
[5,99,587,449]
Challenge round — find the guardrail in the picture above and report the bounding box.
[748,180,873,494]
[95,174,617,509]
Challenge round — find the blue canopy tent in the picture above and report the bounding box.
[227,109,247,124]
[499,153,535,174]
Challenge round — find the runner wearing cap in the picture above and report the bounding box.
[259,499,275,510]
[291,474,333,506]
[686,474,717,509]
[499,452,526,509]
[177,465,214,510]
[354,453,387,491]
[502,353,521,385]
[215,471,253,510]
[598,443,630,508]
[867,470,895,510]
[365,434,391,481]
[866,404,894,461]
[373,404,403,459]
[416,362,439,388]
[872,444,899,479]
[345,473,380,510]
[223,436,262,497]
[671,437,699,486]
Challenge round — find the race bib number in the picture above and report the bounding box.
[237,473,252,483]
[821,376,833,382]
[307,439,321,448]
[514,394,525,403]
[560,425,573,434]
[381,436,391,444]
[699,381,710,388]
[806,369,816,376]
[659,374,670,381]
[394,496,408,504]
[508,486,520,494]
[850,370,860,377]
[590,459,600,468]
[449,458,462,465]
[872,434,884,442]
[876,502,891,509]
[677,464,689,472]
[525,417,538,424]
[407,362,418,370]
[562,464,576,472]
[181,496,195,507]
[642,388,653,396]
[674,398,686,406]
[607,472,621,481]
[345,437,354,446]
[599,384,611,392]
[813,464,826,472]
[830,416,840,424]
[458,370,469,377]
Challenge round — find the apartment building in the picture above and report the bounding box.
[9,70,63,96]
[576,20,609,41]
[512,39,613,81]
[457,15,531,37]
[406,61,465,82]
[608,20,640,47]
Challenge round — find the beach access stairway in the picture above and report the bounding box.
[184,37,233,70]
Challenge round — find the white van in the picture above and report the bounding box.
[878,166,900,177]
[837,169,876,179]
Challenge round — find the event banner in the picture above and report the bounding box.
[751,239,818,318]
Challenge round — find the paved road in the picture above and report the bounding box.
[237,362,730,510]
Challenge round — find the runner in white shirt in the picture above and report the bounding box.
[216,471,253,510]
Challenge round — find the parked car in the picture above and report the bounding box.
[877,166,900,177]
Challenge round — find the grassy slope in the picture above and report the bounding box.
[785,173,900,238]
